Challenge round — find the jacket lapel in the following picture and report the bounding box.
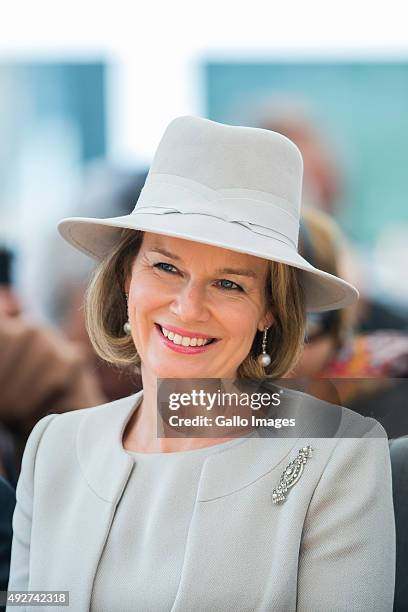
[76,392,140,502]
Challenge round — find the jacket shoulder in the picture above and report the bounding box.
[31,392,142,454]
[336,403,388,439]
[270,382,389,439]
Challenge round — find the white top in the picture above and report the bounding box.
[90,430,254,612]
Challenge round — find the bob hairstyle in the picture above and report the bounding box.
[85,229,306,379]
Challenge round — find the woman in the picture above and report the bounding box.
[7,116,395,611]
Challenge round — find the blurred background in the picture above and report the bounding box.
[1,0,408,475]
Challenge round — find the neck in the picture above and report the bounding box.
[122,365,238,453]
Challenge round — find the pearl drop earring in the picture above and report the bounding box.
[123,294,131,335]
[257,326,271,367]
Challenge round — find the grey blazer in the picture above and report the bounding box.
[7,390,395,611]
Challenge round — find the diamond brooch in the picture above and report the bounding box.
[271,445,313,504]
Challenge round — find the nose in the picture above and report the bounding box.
[169,280,210,323]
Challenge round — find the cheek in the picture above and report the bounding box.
[216,299,260,340]
[129,272,168,314]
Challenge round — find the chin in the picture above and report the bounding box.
[150,360,212,380]
[154,367,207,379]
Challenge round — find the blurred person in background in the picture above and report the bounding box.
[0,247,105,478]
[294,208,408,436]
[297,208,408,379]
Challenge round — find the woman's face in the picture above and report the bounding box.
[125,232,274,379]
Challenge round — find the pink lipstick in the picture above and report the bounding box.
[154,323,218,355]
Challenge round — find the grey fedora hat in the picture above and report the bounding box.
[58,115,358,312]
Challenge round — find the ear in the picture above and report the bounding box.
[124,275,131,296]
[258,310,275,333]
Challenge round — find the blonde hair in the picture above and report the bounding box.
[85,229,306,379]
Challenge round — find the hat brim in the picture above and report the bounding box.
[58,212,359,313]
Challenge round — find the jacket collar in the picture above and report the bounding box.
[76,392,143,503]
[76,387,345,503]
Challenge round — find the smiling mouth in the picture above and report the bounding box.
[156,324,217,347]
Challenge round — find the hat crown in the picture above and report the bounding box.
[144,116,303,220]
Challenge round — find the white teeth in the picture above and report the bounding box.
[160,326,213,347]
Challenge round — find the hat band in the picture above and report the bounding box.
[133,174,299,248]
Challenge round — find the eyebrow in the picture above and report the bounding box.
[148,247,258,279]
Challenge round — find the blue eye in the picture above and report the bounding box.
[217,279,243,292]
[154,262,178,273]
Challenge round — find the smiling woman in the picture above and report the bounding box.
[7,116,395,612]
